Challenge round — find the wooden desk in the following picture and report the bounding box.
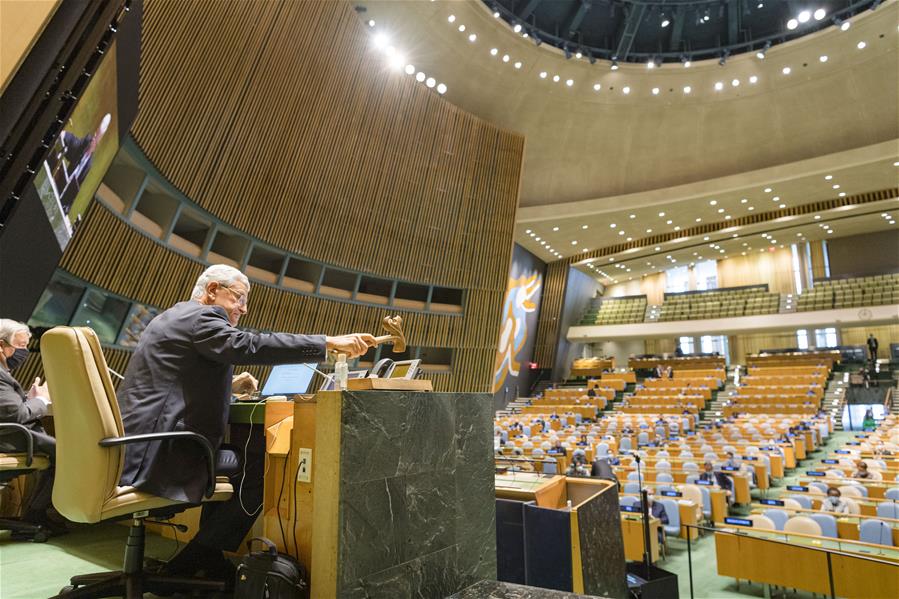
[715,528,899,598]
[620,515,660,562]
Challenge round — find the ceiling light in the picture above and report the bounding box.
[502,54,510,63]
[611,61,619,70]
[553,74,560,82]
[710,200,717,206]
[838,192,846,197]
[717,208,725,213]
[629,214,636,219]
[772,196,780,201]
[655,246,661,251]
[814,8,826,21]
[741,198,748,203]
[525,229,532,234]
[798,10,811,23]
[840,21,851,31]
[696,218,702,222]
[468,33,477,42]
[661,19,670,28]
[725,215,733,220]
[714,81,724,91]
[732,79,740,87]
[425,77,436,88]
[552,226,559,231]
[610,223,617,228]
[448,15,456,23]
[513,23,522,33]
[576,51,583,59]
[674,226,681,231]
[832,184,840,189]
[819,55,828,62]
[647,60,656,69]
[529,232,535,237]
[514,61,522,69]
[623,86,631,94]
[779,204,786,209]
[787,19,798,30]
[367,19,375,27]
[490,48,498,56]
[404,64,415,75]
[539,71,547,78]
[764,188,772,193]
[373,33,390,49]
[748,206,755,211]
[571,240,577,245]
[535,236,541,241]
[666,220,673,224]
[415,71,426,82]
[646,228,653,233]
[782,66,792,75]
[493,10,500,18]
[566,79,574,87]
[756,51,765,60]
[593,83,601,91]
[749,75,758,84]
[825,175,833,180]
[683,59,691,68]
[683,85,692,94]
[857,41,866,49]
[652,87,660,95]
[458,25,466,32]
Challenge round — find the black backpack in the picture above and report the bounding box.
[234,537,309,599]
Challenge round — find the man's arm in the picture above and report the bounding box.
[192,307,327,365]
[0,380,48,425]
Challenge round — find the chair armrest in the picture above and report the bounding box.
[99,431,217,498]
[0,423,34,467]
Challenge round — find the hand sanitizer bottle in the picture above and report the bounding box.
[335,353,349,391]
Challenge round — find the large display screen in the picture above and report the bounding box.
[32,41,119,249]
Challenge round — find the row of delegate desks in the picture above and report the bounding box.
[613,465,754,505]
[715,524,899,599]
[781,485,899,516]
[748,504,899,546]
[628,357,726,370]
[796,474,897,499]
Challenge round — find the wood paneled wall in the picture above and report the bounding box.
[716,248,796,294]
[21,0,524,394]
[131,0,522,289]
[533,261,568,368]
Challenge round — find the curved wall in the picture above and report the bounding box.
[21,0,524,394]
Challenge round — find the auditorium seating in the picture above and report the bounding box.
[579,295,647,325]
[653,285,780,322]
[795,272,899,311]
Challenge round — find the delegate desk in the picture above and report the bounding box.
[495,474,628,596]
[749,504,899,546]
[781,488,899,517]
[715,525,899,599]
[797,474,895,499]
[619,511,661,562]
[614,466,752,505]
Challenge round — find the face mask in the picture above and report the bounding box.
[829,496,840,505]
[5,348,28,371]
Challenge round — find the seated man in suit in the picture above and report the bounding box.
[116,265,376,583]
[635,492,669,544]
[699,461,734,504]
[0,319,60,529]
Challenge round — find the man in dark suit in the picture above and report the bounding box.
[117,265,375,581]
[867,334,878,363]
[0,319,57,526]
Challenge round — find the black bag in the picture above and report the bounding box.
[234,537,309,599]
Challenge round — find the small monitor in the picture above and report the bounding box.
[724,517,752,527]
[695,479,712,486]
[786,485,808,492]
[743,456,758,461]
[835,449,850,454]
[805,471,825,477]
[821,459,838,464]
[386,359,420,379]
[620,505,641,513]
[760,499,784,506]
[846,442,861,446]
[721,466,738,471]
[660,490,682,497]
[260,363,317,397]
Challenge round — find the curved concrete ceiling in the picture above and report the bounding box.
[360,0,898,207]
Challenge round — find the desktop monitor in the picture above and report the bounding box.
[260,363,317,397]
[724,517,752,527]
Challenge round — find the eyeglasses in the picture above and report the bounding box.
[221,285,248,307]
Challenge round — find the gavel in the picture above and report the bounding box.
[371,315,406,353]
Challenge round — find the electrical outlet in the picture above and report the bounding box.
[297,448,312,483]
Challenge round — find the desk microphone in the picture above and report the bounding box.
[107,367,125,381]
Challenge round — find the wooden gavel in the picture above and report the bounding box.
[371,315,406,353]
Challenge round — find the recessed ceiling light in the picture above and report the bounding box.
[674,226,681,231]
[832,184,840,189]
[696,218,702,222]
[652,87,660,95]
[857,41,866,50]
[819,55,828,63]
[502,54,510,63]
[658,212,665,217]
[741,198,748,204]
[749,75,758,84]
[709,200,717,205]
[571,240,577,245]
[610,223,617,228]
[782,66,792,75]
[458,25,466,32]
[764,188,772,193]
[552,226,559,231]
[838,192,846,197]
[514,61,522,69]
[725,215,732,220]
[683,85,692,94]
[513,23,522,33]
[535,236,541,241]
[646,228,653,233]
[666,220,673,224]
[404,64,416,75]
[655,246,661,251]
[593,83,601,91]
[748,206,755,211]
[814,215,821,219]
[539,71,547,78]
[714,81,724,91]
[553,74,560,82]
[566,79,574,87]
[582,225,589,229]
[717,208,725,213]
[618,231,625,236]
[493,10,500,18]
[622,86,631,94]
[787,19,798,30]
[703,236,710,240]
[798,10,811,23]
[840,21,851,31]
[825,175,833,180]
[629,214,636,219]
[448,15,456,23]
[468,33,477,42]
[814,8,826,21]
[731,79,740,87]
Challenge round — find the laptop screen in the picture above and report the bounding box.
[260,363,317,397]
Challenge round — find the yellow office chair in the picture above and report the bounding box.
[40,327,233,598]
[0,423,52,541]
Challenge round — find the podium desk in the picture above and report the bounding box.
[262,390,496,598]
[620,514,661,562]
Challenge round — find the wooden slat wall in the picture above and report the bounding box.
[19,0,525,394]
[41,203,514,392]
[533,261,568,367]
[131,0,523,290]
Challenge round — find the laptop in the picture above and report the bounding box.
[257,363,318,399]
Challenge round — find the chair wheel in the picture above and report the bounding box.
[33,530,50,543]
[59,585,75,594]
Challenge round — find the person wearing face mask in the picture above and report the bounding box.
[820,488,851,514]
[0,319,59,528]
[116,264,377,584]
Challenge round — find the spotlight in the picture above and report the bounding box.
[404,64,415,75]
[514,61,522,69]
[448,15,456,23]
[798,10,811,23]
[593,83,601,91]
[611,60,619,71]
[468,33,477,42]
[622,86,631,94]
[731,78,740,87]
[373,33,390,50]
[490,48,498,56]
[749,75,758,84]
[493,11,500,19]
[575,50,583,59]
[661,18,670,28]
[539,71,547,79]
[714,81,724,91]
[552,74,560,82]
[683,85,692,94]
[416,71,426,82]
[513,23,522,33]
[425,77,436,88]
[782,66,792,75]
[787,18,798,30]
[814,8,826,21]
[652,87,660,95]
[857,41,866,49]
[839,20,851,31]
[566,79,574,87]
[502,54,510,62]
[647,59,655,69]
[367,19,375,28]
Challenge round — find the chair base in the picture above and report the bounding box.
[51,570,227,599]
[0,517,51,542]
[50,516,227,598]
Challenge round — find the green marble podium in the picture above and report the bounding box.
[266,390,496,598]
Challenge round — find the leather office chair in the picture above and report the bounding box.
[40,327,234,599]
[0,422,52,541]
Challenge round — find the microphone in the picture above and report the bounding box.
[107,367,125,381]
[301,363,335,386]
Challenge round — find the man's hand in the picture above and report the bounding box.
[28,377,51,402]
[326,334,377,359]
[232,371,259,395]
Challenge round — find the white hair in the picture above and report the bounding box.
[190,264,250,300]
[0,319,30,345]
